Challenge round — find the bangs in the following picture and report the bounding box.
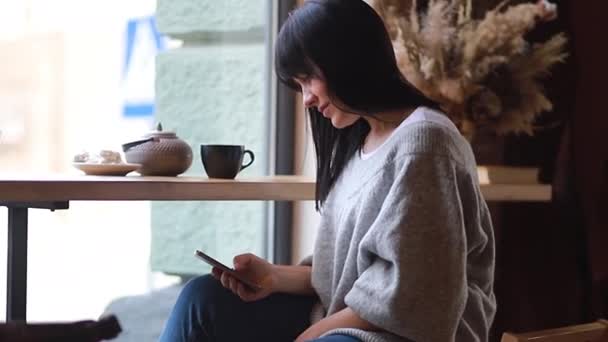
[275,17,318,91]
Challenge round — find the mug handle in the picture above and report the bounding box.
[240,150,255,171]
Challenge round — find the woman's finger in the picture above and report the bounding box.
[220,272,231,288]
[228,276,239,294]
[233,253,253,271]
[211,267,222,280]
[237,282,254,302]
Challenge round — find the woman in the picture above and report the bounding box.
[159,0,496,341]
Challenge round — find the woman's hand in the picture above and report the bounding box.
[211,253,276,302]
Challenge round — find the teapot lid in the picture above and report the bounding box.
[145,122,177,138]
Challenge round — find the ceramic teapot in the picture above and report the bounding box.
[122,123,193,176]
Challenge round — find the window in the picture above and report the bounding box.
[0,2,289,340]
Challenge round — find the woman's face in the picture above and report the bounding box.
[294,76,360,129]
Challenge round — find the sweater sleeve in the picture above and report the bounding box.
[298,255,313,266]
[344,153,468,342]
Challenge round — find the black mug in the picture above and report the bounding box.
[200,145,255,179]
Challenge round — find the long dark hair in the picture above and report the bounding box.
[275,0,436,210]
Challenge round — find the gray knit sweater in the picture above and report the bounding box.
[305,108,496,342]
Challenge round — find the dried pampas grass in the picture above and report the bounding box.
[370,0,568,137]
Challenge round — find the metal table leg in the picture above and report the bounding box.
[2,202,69,322]
[7,207,28,321]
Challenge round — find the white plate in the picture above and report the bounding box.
[73,163,141,176]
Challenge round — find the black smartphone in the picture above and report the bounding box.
[194,250,262,290]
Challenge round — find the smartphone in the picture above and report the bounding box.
[194,250,262,290]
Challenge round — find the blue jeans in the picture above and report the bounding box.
[159,274,361,342]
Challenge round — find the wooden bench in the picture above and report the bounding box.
[502,319,608,342]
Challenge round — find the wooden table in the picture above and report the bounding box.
[0,174,552,322]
